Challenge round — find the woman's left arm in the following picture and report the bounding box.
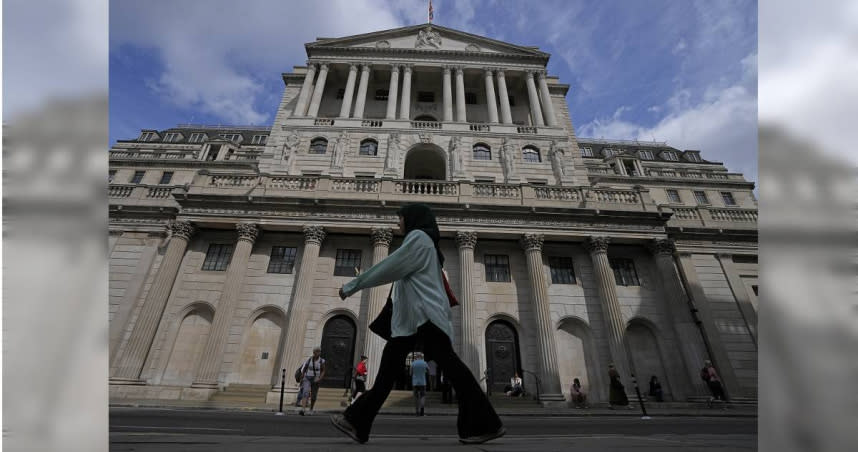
[340,232,433,298]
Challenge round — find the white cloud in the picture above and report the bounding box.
[672,37,687,54]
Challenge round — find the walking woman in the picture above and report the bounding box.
[331,204,505,445]
[608,364,630,408]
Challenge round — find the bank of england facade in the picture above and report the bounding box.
[108,24,758,404]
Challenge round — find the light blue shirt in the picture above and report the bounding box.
[411,359,428,386]
[342,229,453,341]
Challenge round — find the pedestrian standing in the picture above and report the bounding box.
[608,364,630,409]
[331,204,505,445]
[427,359,438,391]
[352,355,368,403]
[299,346,326,416]
[411,352,429,416]
[440,370,453,404]
[648,376,664,402]
[701,360,727,406]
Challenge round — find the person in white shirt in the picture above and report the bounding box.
[299,346,325,415]
[505,373,523,397]
[330,204,505,445]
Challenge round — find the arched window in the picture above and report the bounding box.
[309,138,328,154]
[472,143,492,160]
[359,139,378,156]
[522,145,541,163]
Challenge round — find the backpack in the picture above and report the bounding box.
[295,358,311,383]
[700,367,711,381]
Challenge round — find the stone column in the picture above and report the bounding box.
[363,228,394,387]
[192,223,260,388]
[111,221,196,381]
[306,62,329,118]
[648,239,709,397]
[584,236,632,385]
[293,62,317,117]
[455,66,467,122]
[520,233,565,400]
[496,70,513,124]
[442,66,453,122]
[352,64,371,119]
[455,231,480,378]
[484,69,499,123]
[385,65,400,120]
[536,71,557,127]
[339,63,359,118]
[525,71,545,127]
[271,226,326,401]
[398,65,412,120]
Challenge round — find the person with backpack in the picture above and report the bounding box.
[330,204,504,445]
[298,346,325,416]
[701,359,727,407]
[352,355,368,403]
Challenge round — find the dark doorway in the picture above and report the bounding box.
[319,315,356,389]
[485,320,521,393]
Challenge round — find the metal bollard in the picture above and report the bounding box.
[276,368,286,416]
[631,373,651,419]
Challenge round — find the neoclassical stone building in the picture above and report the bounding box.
[108,24,758,405]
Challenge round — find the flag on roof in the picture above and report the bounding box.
[428,0,434,23]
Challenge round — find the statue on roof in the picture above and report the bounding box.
[549,140,567,182]
[416,27,442,49]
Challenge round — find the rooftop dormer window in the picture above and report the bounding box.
[580,147,593,157]
[251,135,268,145]
[163,132,182,143]
[603,148,615,158]
[662,150,678,161]
[139,132,157,142]
[685,152,701,162]
[221,133,242,142]
[638,150,653,160]
[189,132,207,143]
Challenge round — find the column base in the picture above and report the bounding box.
[109,377,146,386]
[110,383,183,401]
[180,387,217,401]
[190,381,219,390]
[537,393,568,405]
[267,387,299,405]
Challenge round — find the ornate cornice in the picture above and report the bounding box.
[236,222,260,244]
[303,225,327,245]
[169,220,196,241]
[584,236,610,254]
[648,238,676,256]
[455,231,478,249]
[370,227,394,247]
[520,233,544,252]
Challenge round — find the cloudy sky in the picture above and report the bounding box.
[108,0,758,181]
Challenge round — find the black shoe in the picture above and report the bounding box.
[330,415,367,444]
[459,427,506,445]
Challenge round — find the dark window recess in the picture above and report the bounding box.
[359,140,378,156]
[130,171,145,184]
[159,172,174,185]
[732,255,758,264]
[202,244,234,271]
[267,246,297,274]
[485,254,511,282]
[522,146,541,163]
[109,170,116,182]
[417,91,435,102]
[752,285,758,296]
[261,352,269,360]
[549,256,576,284]
[375,89,389,101]
[623,161,639,176]
[309,138,328,154]
[336,88,345,100]
[693,190,709,205]
[473,144,491,160]
[465,92,477,105]
[721,192,737,206]
[508,96,515,106]
[609,258,640,286]
[334,249,362,276]
[207,144,221,161]
[224,149,235,161]
[666,189,682,203]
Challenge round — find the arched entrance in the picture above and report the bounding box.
[555,317,604,402]
[162,306,213,386]
[237,311,284,385]
[404,144,446,180]
[319,315,356,389]
[485,320,521,393]
[625,320,671,400]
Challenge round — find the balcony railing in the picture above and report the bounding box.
[469,124,490,132]
[665,205,758,229]
[108,184,181,205]
[516,126,537,134]
[314,118,335,126]
[361,120,383,127]
[410,121,442,129]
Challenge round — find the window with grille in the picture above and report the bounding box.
[334,249,362,276]
[465,92,477,104]
[666,189,682,203]
[485,254,511,282]
[720,192,736,206]
[267,246,297,274]
[109,170,116,183]
[686,152,701,162]
[130,171,145,184]
[473,143,491,160]
[694,190,709,205]
[359,139,378,156]
[639,150,653,160]
[662,151,678,161]
[581,147,593,157]
[159,171,174,185]
[549,256,576,284]
[251,135,268,145]
[202,244,234,271]
[309,138,328,154]
[163,132,181,143]
[189,133,207,143]
[206,144,221,161]
[609,258,639,286]
[522,146,541,163]
[417,91,435,102]
[375,89,389,101]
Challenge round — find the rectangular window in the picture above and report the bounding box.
[639,150,653,160]
[666,189,682,203]
[159,171,174,185]
[417,91,435,102]
[580,147,593,157]
[603,148,614,158]
[206,144,221,161]
[189,132,207,143]
[163,132,181,143]
[548,256,576,284]
[732,255,758,264]
[686,153,701,162]
[508,96,515,106]
[130,170,145,184]
[465,92,477,105]
[108,170,116,183]
[221,133,241,142]
[609,258,640,286]
[334,249,362,276]
[485,254,511,282]
[267,246,298,274]
[251,135,268,145]
[202,244,234,271]
[720,192,737,206]
[752,285,758,296]
[662,151,678,161]
[375,89,389,101]
[623,160,639,176]
[139,132,156,142]
[335,88,345,100]
[694,190,709,205]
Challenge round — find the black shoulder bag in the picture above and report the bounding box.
[368,284,394,341]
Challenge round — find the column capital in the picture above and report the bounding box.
[584,236,611,254]
[496,69,506,77]
[305,60,317,69]
[525,70,537,79]
[389,64,401,74]
[236,222,259,244]
[442,65,452,74]
[536,69,548,79]
[169,220,196,241]
[648,238,676,256]
[454,66,465,75]
[520,233,544,252]
[402,64,413,73]
[370,227,394,247]
[316,61,330,70]
[455,231,478,249]
[347,62,360,71]
[302,225,327,245]
[483,68,494,76]
[360,63,372,71]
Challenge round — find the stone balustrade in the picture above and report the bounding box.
[147,186,175,198]
[109,185,135,198]
[410,120,442,129]
[587,189,639,204]
[110,149,198,160]
[516,126,537,134]
[468,123,490,132]
[472,183,520,198]
[361,120,383,127]
[533,186,583,201]
[314,118,335,126]
[395,179,458,196]
[665,205,758,229]
[332,177,380,193]
[267,176,317,191]
[209,175,258,187]
[108,184,181,206]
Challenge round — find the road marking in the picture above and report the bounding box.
[111,425,242,432]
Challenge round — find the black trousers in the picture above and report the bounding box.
[343,321,502,439]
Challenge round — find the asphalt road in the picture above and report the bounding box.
[110,408,757,451]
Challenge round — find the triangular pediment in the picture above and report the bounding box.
[307,24,547,57]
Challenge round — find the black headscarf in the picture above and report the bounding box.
[397,203,445,267]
